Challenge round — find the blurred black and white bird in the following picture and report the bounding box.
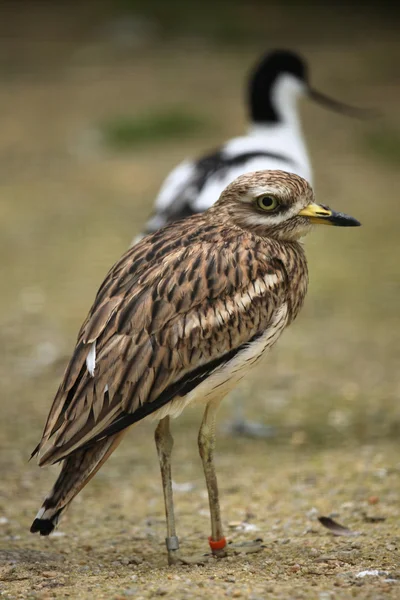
[134,49,372,437]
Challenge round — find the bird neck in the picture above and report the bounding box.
[249,74,304,131]
[283,239,309,324]
[252,236,309,324]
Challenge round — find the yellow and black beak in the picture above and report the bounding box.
[298,203,361,227]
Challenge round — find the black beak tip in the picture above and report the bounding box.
[331,213,361,227]
[343,218,361,227]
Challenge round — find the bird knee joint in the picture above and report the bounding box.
[198,435,214,460]
[155,428,174,455]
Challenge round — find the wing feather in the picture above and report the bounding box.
[34,221,291,465]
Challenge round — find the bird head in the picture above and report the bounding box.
[215,170,360,242]
[249,49,377,124]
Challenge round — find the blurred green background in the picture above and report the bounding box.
[0,1,399,597]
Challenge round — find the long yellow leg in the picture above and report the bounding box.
[155,416,210,565]
[198,399,264,559]
[198,399,227,557]
[154,417,180,563]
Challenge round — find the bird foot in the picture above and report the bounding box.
[222,419,276,439]
[210,538,264,559]
[166,538,264,565]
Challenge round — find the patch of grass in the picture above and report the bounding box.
[362,128,400,166]
[100,107,210,150]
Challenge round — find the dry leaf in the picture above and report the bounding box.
[318,516,359,536]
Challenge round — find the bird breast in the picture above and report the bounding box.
[150,301,289,422]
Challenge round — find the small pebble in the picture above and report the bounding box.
[306,508,318,520]
[368,496,379,505]
[228,521,242,528]
[386,544,397,551]
[289,564,301,573]
[41,571,59,578]
[123,588,138,597]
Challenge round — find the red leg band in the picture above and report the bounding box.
[208,536,227,551]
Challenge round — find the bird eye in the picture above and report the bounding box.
[256,195,278,211]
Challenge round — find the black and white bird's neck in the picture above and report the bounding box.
[251,72,306,131]
[249,48,307,123]
[222,73,312,189]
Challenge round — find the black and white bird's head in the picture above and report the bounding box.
[248,49,375,125]
[214,170,360,242]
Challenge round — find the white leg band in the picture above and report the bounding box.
[166,535,180,551]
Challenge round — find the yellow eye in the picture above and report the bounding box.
[256,195,278,211]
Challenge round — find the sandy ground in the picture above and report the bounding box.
[0,3,400,598]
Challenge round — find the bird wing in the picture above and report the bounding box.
[143,160,200,234]
[143,148,234,234]
[34,224,290,465]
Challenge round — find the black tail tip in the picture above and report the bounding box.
[30,518,55,536]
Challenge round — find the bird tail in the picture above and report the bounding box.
[30,432,124,536]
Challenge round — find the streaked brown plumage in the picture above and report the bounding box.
[30,170,360,562]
